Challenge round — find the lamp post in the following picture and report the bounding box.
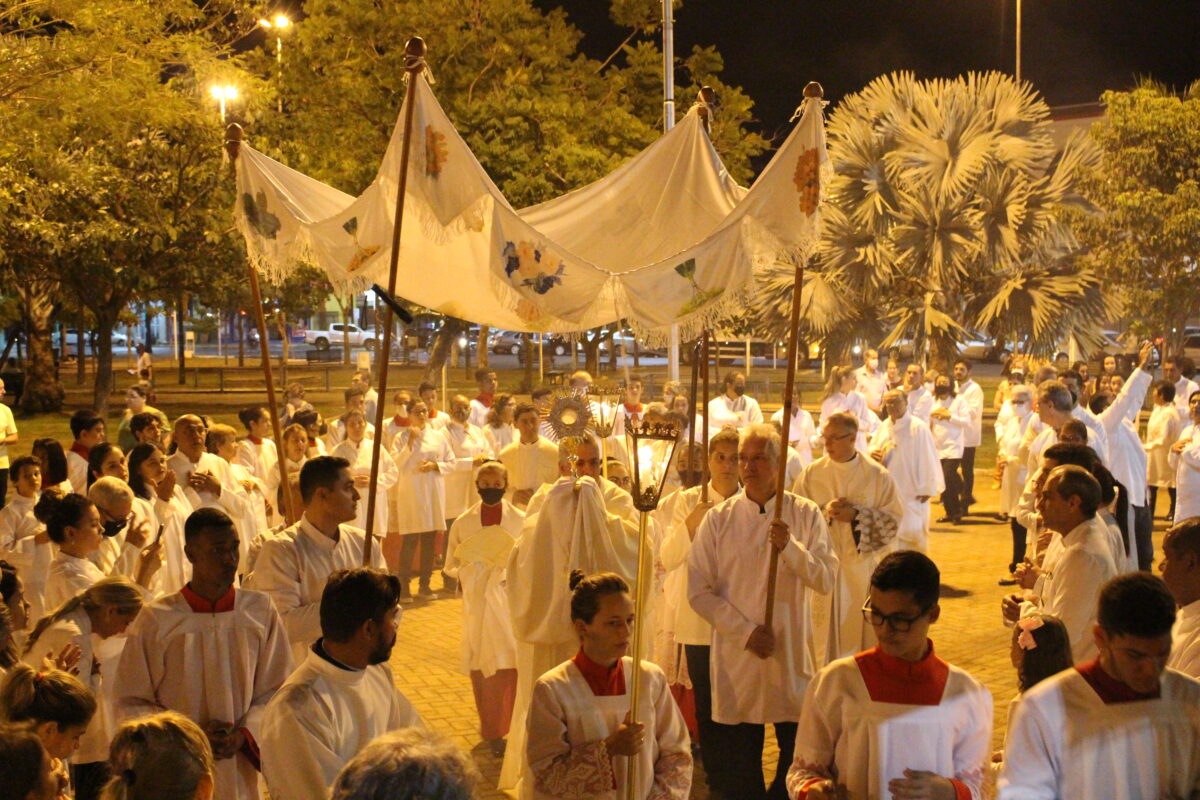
[209,85,239,123]
[258,13,290,112]
[1015,0,1023,84]
[623,418,680,800]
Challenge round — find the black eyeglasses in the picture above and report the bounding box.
[860,596,934,632]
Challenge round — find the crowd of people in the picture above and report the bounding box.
[0,347,1199,800]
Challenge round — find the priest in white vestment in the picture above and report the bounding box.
[1002,465,1117,662]
[1162,518,1200,678]
[500,403,561,510]
[788,551,992,800]
[797,412,902,664]
[331,409,397,539]
[248,456,386,663]
[999,572,1200,799]
[688,424,837,800]
[444,462,523,753]
[167,415,254,547]
[869,390,943,552]
[260,567,421,800]
[113,508,293,800]
[525,571,692,800]
[500,437,645,797]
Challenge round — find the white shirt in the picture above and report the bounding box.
[113,588,294,800]
[260,647,422,800]
[688,490,837,724]
[855,366,887,410]
[906,386,934,425]
[1146,403,1185,487]
[770,406,816,464]
[999,667,1200,799]
[1176,377,1200,413]
[1172,423,1200,523]
[248,514,386,663]
[707,393,764,430]
[0,402,16,469]
[931,394,971,459]
[955,379,984,447]
[1170,599,1200,679]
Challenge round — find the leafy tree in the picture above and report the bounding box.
[1077,80,1200,356]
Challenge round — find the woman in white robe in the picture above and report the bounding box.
[234,406,282,523]
[127,443,195,597]
[484,393,518,454]
[818,366,878,453]
[1146,383,1184,517]
[207,424,271,562]
[525,570,692,800]
[331,409,398,538]
[390,399,455,597]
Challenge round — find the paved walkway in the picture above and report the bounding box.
[386,483,1170,798]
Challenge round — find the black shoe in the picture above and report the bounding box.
[999,573,1018,586]
[417,585,437,600]
[936,516,955,523]
[487,738,506,757]
[951,517,965,525]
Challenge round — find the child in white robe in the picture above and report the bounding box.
[999,572,1200,799]
[991,614,1071,771]
[331,409,397,538]
[788,550,992,800]
[0,456,51,622]
[126,443,195,597]
[526,570,691,800]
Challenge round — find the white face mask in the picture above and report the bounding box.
[867,358,879,371]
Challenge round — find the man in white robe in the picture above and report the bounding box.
[1161,518,1200,677]
[869,390,943,553]
[707,371,763,430]
[1002,465,1118,662]
[500,437,643,796]
[331,409,397,538]
[688,424,838,800]
[167,414,254,544]
[500,403,560,510]
[442,394,494,527]
[903,364,934,425]
[770,401,816,465]
[1146,380,1184,519]
[997,385,1035,583]
[796,412,902,664]
[999,572,1200,799]
[260,567,421,800]
[66,409,105,493]
[469,368,499,428]
[113,508,294,800]
[1166,356,1200,415]
[789,551,992,800]
[444,462,524,755]
[248,456,386,663]
[1171,389,1200,523]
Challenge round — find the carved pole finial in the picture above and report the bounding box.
[803,81,824,99]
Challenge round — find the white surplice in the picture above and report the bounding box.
[0,492,51,622]
[442,421,494,519]
[868,413,943,550]
[1171,423,1200,523]
[113,588,294,800]
[794,455,903,662]
[906,386,934,425]
[1171,599,1200,679]
[247,515,386,663]
[998,667,1200,799]
[43,550,105,612]
[144,485,195,596]
[708,393,764,430]
[486,423,517,454]
[526,658,692,800]
[500,437,561,507]
[234,436,281,517]
[687,491,838,724]
[771,406,817,464]
[788,649,993,800]
[390,426,455,534]
[167,450,255,546]
[659,483,734,648]
[819,392,878,452]
[259,647,422,800]
[855,366,888,411]
[331,436,397,536]
[1146,403,1184,487]
[66,449,88,494]
[996,406,1035,517]
[444,500,524,676]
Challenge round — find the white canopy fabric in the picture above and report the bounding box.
[235,76,829,340]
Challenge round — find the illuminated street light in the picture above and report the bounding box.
[258,13,291,112]
[209,85,239,122]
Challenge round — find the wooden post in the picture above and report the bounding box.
[701,331,710,503]
[362,37,427,566]
[224,122,296,524]
[687,337,700,485]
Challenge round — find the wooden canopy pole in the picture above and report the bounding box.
[764,81,822,628]
[700,331,711,503]
[686,337,700,484]
[362,37,426,566]
[225,123,296,524]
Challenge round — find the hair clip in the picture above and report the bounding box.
[1016,616,1044,651]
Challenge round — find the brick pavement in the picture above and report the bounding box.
[388,484,1171,799]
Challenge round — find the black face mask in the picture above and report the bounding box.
[934,384,952,398]
[102,518,128,538]
[678,469,704,488]
[478,487,505,505]
[733,385,746,396]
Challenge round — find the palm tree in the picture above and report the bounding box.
[747,71,1116,366]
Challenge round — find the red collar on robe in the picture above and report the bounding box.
[247,435,263,445]
[70,441,91,459]
[855,641,949,705]
[476,393,494,408]
[480,502,503,526]
[427,407,439,418]
[1077,658,1161,703]
[573,649,626,696]
[392,415,410,427]
[623,402,644,415]
[181,584,236,614]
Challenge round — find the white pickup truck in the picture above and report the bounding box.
[304,323,376,351]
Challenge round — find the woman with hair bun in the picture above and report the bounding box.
[524,570,692,799]
[101,711,213,800]
[37,492,106,612]
[1,662,97,795]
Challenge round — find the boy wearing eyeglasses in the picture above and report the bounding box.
[787,550,992,800]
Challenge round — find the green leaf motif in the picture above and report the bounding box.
[674,258,696,280]
[342,216,359,237]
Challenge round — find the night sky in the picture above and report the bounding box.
[537,0,1199,144]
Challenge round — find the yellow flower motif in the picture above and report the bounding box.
[794,147,820,216]
[425,126,448,177]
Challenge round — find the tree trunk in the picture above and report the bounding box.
[337,294,352,366]
[583,335,602,376]
[477,324,490,369]
[18,283,65,412]
[76,305,85,386]
[176,293,187,384]
[275,313,290,387]
[238,313,245,367]
[92,306,120,414]
[421,317,465,382]
[607,323,618,373]
[522,332,534,393]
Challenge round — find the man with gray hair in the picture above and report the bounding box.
[330,728,479,800]
[88,475,159,584]
[688,423,838,799]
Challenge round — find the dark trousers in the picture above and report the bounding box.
[398,530,437,587]
[72,761,110,800]
[0,467,8,509]
[1134,503,1153,570]
[1008,517,1028,573]
[709,719,797,800]
[684,644,721,792]
[940,458,963,519]
[961,446,976,508]
[1151,486,1179,520]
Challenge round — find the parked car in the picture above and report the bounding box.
[489,330,524,355]
[957,333,1010,363]
[305,323,376,351]
[53,329,130,351]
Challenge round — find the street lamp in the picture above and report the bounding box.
[1015,0,1023,84]
[259,13,290,112]
[209,85,239,122]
